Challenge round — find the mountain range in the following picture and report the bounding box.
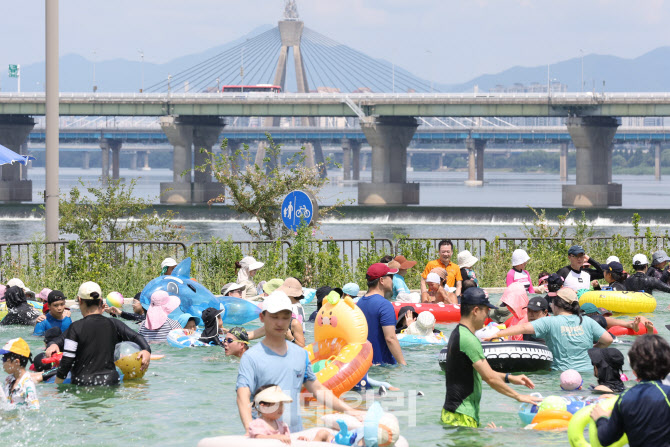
[2,24,669,94]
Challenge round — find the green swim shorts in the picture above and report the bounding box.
[440,409,479,428]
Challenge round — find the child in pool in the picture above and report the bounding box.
[248,384,295,444]
[588,347,626,393]
[1,338,39,410]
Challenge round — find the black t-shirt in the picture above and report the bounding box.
[57,314,151,386]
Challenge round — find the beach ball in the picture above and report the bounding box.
[114,342,146,380]
[539,396,567,413]
[106,291,124,309]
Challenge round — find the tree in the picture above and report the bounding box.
[58,178,183,241]
[200,134,348,240]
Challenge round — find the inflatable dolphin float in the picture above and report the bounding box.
[140,257,260,325]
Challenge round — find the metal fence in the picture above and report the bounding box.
[1,235,668,282]
[395,238,488,258]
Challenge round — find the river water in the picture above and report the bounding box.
[5,167,670,242]
[0,292,667,446]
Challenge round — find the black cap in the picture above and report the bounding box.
[525,296,549,312]
[461,287,498,309]
[568,245,585,256]
[588,347,624,371]
[600,261,623,274]
[201,307,224,325]
[47,290,66,305]
[133,292,142,301]
[588,314,608,330]
[32,352,52,372]
[43,327,62,346]
[396,306,419,330]
[546,273,564,293]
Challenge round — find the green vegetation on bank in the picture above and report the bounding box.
[3,207,667,299]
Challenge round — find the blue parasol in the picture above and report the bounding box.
[0,144,35,166]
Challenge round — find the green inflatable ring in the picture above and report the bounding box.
[567,397,627,447]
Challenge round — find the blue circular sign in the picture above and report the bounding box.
[281,190,314,231]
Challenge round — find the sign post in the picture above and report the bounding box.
[281,190,317,232]
[8,64,20,92]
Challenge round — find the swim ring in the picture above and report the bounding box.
[608,324,658,336]
[393,301,460,323]
[519,395,596,426]
[579,290,656,313]
[304,293,373,398]
[166,328,211,348]
[439,340,553,374]
[568,396,628,447]
[397,332,447,346]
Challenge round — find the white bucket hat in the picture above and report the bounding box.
[415,311,436,336]
[457,250,478,269]
[511,249,530,266]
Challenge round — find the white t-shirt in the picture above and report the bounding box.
[563,270,591,291]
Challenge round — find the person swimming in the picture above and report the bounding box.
[199,307,225,347]
[588,347,626,393]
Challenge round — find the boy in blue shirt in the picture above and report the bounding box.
[33,291,71,336]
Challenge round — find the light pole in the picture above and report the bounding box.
[45,0,59,242]
[92,49,97,92]
[580,49,584,92]
[138,49,144,92]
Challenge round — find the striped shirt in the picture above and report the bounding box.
[138,318,181,342]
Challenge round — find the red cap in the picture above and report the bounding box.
[366,263,399,281]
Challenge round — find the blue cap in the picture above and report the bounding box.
[461,287,498,309]
[342,283,360,297]
[568,245,585,256]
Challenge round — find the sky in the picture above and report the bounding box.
[0,0,669,84]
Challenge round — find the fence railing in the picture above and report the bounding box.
[0,235,666,283]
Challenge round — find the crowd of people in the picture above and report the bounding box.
[1,243,670,446]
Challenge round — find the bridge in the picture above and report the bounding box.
[2,1,670,207]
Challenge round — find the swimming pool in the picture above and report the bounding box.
[1,292,667,446]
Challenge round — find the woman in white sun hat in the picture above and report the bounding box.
[235,256,265,300]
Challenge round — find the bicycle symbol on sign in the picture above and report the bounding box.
[295,205,311,219]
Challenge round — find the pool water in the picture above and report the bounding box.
[1,292,668,447]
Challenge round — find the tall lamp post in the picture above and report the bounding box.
[138,49,144,92]
[45,0,59,242]
[580,49,584,92]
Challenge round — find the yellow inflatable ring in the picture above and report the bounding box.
[579,290,656,313]
[304,294,373,398]
[567,397,627,447]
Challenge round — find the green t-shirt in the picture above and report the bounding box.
[531,314,606,371]
[443,324,486,422]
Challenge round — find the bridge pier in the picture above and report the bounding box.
[352,141,361,180]
[342,139,352,180]
[159,116,225,204]
[129,151,138,171]
[358,117,419,205]
[655,143,662,181]
[562,116,621,208]
[465,138,485,186]
[560,142,569,181]
[0,116,34,202]
[82,151,90,170]
[141,151,151,171]
[99,139,120,186]
[111,142,121,180]
[227,140,244,175]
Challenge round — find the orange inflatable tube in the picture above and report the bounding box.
[532,410,573,424]
[532,419,570,431]
[608,325,658,336]
[304,294,373,398]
